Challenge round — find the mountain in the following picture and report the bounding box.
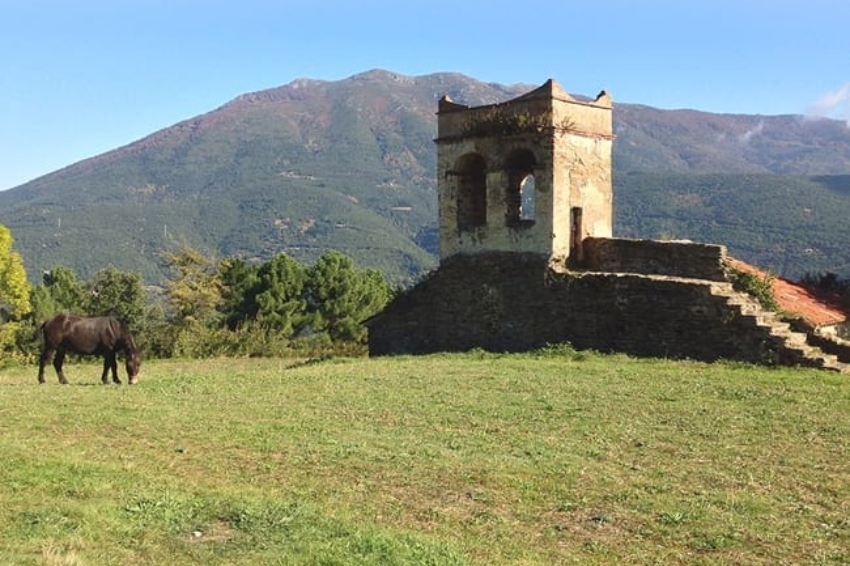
[615,172,850,277]
[1,69,849,285]
[614,105,850,174]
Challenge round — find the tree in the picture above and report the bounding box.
[306,251,392,343]
[163,245,223,327]
[0,224,32,322]
[30,266,87,321]
[0,224,33,362]
[219,257,260,330]
[84,267,145,329]
[251,254,309,336]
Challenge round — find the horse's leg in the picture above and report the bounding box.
[101,355,111,384]
[37,347,53,384]
[104,351,120,384]
[53,349,68,385]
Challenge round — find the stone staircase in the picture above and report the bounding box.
[709,282,850,373]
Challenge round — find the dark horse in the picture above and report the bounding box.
[38,313,141,385]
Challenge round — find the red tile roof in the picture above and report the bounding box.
[727,258,849,327]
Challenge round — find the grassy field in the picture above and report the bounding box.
[1,350,848,565]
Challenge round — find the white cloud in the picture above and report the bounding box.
[738,121,764,143]
[807,82,850,126]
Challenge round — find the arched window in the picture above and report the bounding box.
[505,149,536,225]
[519,174,536,221]
[453,153,487,230]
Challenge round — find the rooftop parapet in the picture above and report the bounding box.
[436,79,613,142]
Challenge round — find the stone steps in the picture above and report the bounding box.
[709,284,850,373]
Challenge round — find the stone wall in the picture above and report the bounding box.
[367,253,794,365]
[582,237,727,281]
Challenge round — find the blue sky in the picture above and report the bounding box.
[1,0,848,191]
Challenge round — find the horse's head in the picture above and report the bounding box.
[126,348,142,384]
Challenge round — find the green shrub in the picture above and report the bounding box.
[728,268,781,312]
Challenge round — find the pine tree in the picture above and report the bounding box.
[306,251,391,343]
[252,254,309,337]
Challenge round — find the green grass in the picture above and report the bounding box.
[1,351,849,565]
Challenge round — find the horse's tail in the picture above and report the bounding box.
[34,319,47,342]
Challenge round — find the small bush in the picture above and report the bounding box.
[728,268,781,312]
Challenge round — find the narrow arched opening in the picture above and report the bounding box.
[453,153,487,231]
[504,149,537,225]
[519,174,536,221]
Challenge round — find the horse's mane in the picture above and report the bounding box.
[118,319,139,354]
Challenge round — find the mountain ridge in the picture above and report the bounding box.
[1,69,849,284]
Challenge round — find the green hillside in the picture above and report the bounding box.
[615,173,850,278]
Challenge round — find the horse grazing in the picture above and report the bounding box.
[38,313,141,385]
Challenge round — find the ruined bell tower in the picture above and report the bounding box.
[370,78,849,372]
[435,79,614,264]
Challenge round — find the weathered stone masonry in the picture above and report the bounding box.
[367,80,848,371]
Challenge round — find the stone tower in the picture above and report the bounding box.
[435,79,614,264]
[369,79,849,373]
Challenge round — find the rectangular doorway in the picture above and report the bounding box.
[570,206,584,263]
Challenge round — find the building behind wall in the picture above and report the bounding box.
[367,80,849,372]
